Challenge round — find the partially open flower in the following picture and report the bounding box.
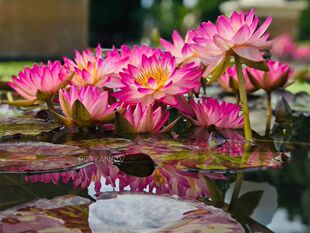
[247,60,295,92]
[191,8,272,82]
[178,97,244,129]
[117,103,170,133]
[59,86,118,126]
[64,45,128,88]
[271,34,296,60]
[8,61,69,103]
[114,52,202,106]
[160,30,200,66]
[293,45,310,62]
[218,65,258,93]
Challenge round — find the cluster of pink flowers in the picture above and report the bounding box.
[271,34,310,62]
[8,8,286,132]
[219,60,294,94]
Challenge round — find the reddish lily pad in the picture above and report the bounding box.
[0,141,90,173]
[0,194,244,233]
[0,195,91,233]
[0,118,60,138]
[89,194,244,233]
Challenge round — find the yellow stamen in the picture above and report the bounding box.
[136,65,169,89]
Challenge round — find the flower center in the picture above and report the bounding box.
[136,66,169,89]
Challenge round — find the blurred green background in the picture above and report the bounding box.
[89,0,310,47]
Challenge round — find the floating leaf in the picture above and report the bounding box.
[0,118,60,138]
[88,194,245,233]
[0,195,91,233]
[0,141,90,173]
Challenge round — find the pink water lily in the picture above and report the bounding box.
[64,44,128,88]
[219,65,258,93]
[160,30,200,66]
[271,34,296,60]
[120,44,161,67]
[191,8,272,79]
[114,51,202,106]
[178,97,244,129]
[247,60,295,92]
[293,45,310,62]
[8,61,69,101]
[121,103,170,133]
[59,85,118,126]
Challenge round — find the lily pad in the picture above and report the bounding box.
[0,195,91,233]
[89,194,245,233]
[0,194,244,233]
[120,137,286,172]
[0,118,60,138]
[0,141,90,173]
[65,138,134,151]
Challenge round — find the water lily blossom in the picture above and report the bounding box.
[219,65,258,93]
[8,61,69,104]
[191,8,272,81]
[179,97,244,129]
[115,52,202,106]
[191,8,271,141]
[247,60,294,136]
[59,85,118,126]
[117,103,173,133]
[247,60,294,92]
[64,44,128,88]
[160,30,199,66]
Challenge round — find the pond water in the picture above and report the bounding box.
[0,123,309,233]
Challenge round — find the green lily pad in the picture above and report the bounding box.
[0,141,90,173]
[65,138,134,150]
[0,118,60,138]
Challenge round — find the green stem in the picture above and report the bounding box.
[265,91,272,137]
[46,97,56,112]
[234,55,252,142]
[229,173,244,210]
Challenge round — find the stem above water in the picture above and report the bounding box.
[234,55,252,142]
[265,91,272,137]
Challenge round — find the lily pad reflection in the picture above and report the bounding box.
[0,142,90,173]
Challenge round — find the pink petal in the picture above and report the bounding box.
[233,46,263,61]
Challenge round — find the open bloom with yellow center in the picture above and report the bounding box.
[59,85,118,126]
[219,65,258,93]
[178,97,244,129]
[64,44,128,88]
[9,61,69,101]
[247,60,295,92]
[114,52,202,106]
[160,30,200,66]
[121,103,170,133]
[191,8,272,80]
